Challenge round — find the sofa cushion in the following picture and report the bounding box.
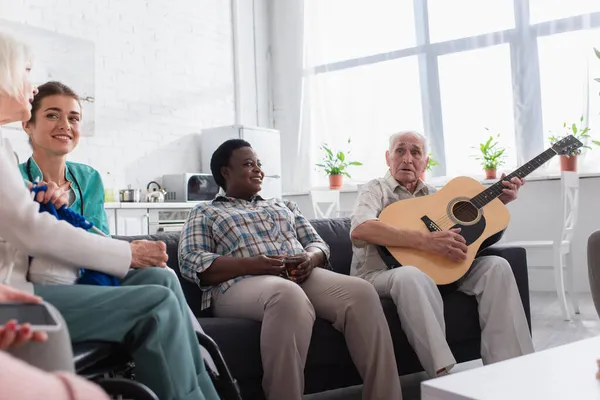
[200,316,354,381]
[201,290,482,382]
[308,218,353,275]
[200,317,262,380]
[115,219,530,396]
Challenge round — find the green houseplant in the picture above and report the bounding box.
[316,138,363,189]
[549,116,600,171]
[475,131,506,180]
[420,153,439,180]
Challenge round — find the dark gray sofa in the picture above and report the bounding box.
[113,217,531,399]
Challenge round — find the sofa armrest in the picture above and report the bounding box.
[112,232,206,316]
[587,231,600,318]
[113,232,181,270]
[477,244,531,330]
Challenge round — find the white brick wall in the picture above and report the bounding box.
[0,0,235,191]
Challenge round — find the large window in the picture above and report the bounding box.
[529,0,600,24]
[427,0,514,43]
[304,0,416,67]
[309,57,423,185]
[299,0,600,191]
[538,28,600,172]
[438,45,516,177]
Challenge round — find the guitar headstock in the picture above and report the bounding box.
[552,135,584,155]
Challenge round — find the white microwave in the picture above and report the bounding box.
[162,173,221,202]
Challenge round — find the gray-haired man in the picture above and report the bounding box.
[349,131,534,377]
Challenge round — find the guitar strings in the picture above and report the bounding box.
[428,145,573,231]
[432,179,508,229]
[433,202,475,228]
[434,203,478,229]
[432,201,481,230]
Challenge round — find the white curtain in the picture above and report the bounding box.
[276,0,600,194]
[271,0,313,195]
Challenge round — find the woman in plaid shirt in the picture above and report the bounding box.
[179,139,402,400]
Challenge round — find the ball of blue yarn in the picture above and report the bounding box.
[30,184,120,286]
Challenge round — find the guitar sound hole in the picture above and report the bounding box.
[452,201,479,224]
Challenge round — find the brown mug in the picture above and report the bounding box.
[282,255,304,280]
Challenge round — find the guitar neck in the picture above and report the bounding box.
[471,147,557,209]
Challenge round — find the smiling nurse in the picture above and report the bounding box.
[18,81,109,234]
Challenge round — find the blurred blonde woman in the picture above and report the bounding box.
[0,28,74,373]
[0,284,109,400]
[0,31,107,400]
[0,31,219,400]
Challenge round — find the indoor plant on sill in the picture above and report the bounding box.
[549,116,599,172]
[420,153,439,181]
[475,132,506,180]
[316,139,363,190]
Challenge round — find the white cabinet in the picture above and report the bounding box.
[200,125,282,199]
[106,209,117,236]
[115,209,149,236]
[148,209,191,235]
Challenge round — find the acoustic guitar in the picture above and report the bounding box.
[377,134,583,285]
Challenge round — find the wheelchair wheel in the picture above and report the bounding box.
[196,331,243,400]
[95,378,159,400]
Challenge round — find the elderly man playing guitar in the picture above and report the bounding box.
[350,130,535,378]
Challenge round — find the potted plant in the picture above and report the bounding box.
[475,132,506,180]
[316,139,363,189]
[549,116,600,172]
[421,153,439,181]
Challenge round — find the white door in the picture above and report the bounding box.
[242,127,282,199]
[116,209,149,236]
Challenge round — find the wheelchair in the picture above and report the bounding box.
[74,331,242,400]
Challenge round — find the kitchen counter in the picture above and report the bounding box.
[104,202,205,209]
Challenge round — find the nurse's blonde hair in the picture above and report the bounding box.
[0,31,32,98]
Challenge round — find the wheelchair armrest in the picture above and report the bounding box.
[73,341,129,376]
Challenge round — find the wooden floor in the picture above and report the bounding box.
[304,292,600,400]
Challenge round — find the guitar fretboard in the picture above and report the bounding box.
[471,148,557,209]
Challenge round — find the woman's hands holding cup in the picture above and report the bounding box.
[283,253,316,285]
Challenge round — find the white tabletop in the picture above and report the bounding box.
[421,336,600,400]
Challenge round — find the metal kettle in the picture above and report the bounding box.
[146,181,166,203]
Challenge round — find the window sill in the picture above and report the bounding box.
[283,185,361,197]
[283,172,600,196]
[427,171,600,188]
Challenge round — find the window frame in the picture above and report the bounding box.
[304,0,600,179]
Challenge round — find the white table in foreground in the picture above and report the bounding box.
[421,336,600,400]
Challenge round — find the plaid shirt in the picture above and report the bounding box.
[178,195,331,310]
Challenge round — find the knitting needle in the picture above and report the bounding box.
[90,226,109,237]
[25,179,109,237]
